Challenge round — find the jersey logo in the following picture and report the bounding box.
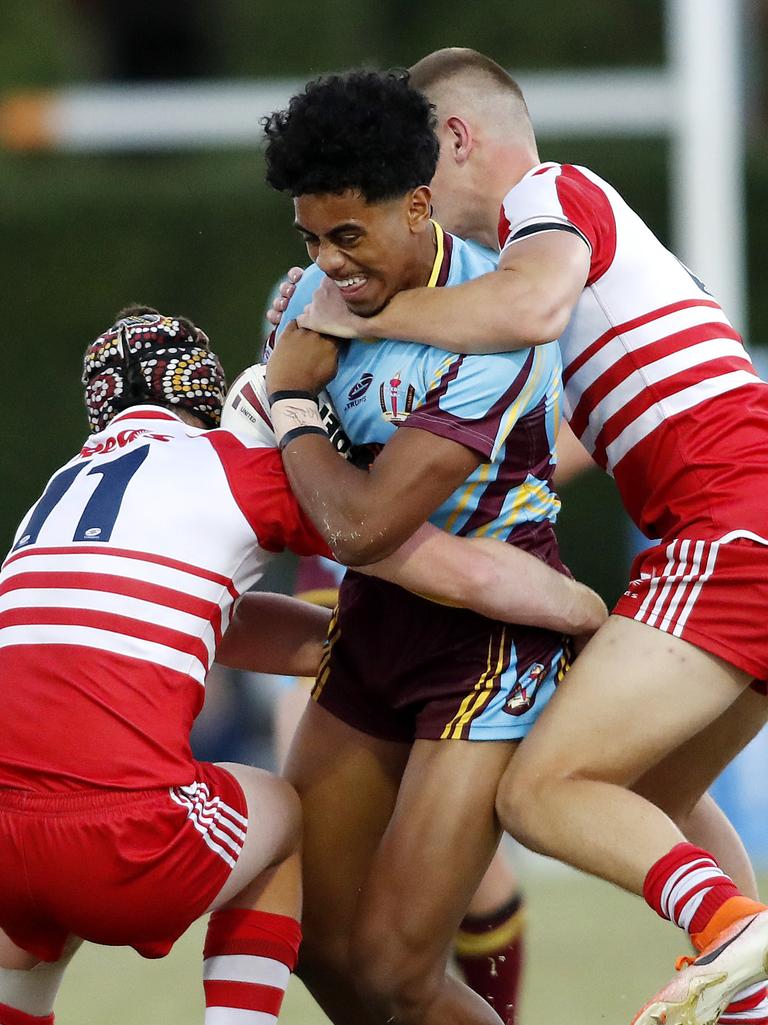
[379,372,415,424]
[80,429,172,458]
[345,372,374,410]
[504,662,546,716]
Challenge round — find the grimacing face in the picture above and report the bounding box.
[293,188,433,317]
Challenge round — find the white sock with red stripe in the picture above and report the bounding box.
[203,908,301,1024]
[644,843,768,1022]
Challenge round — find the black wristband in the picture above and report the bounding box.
[268,389,318,406]
[278,425,328,450]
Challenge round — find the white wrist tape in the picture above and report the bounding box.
[270,397,327,447]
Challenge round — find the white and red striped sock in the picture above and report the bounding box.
[644,844,768,1023]
[0,1004,54,1025]
[203,908,301,1024]
[643,842,765,947]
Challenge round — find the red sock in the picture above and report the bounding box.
[643,842,766,951]
[0,1006,53,1025]
[453,893,525,1025]
[203,908,301,1024]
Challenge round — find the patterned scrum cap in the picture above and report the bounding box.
[82,311,227,434]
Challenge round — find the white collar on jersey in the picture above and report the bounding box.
[110,404,183,426]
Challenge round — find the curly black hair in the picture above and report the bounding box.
[263,70,439,202]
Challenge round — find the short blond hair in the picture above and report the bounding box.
[410,48,526,105]
[409,48,534,146]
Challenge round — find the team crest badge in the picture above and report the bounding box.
[504,662,547,716]
[380,371,416,424]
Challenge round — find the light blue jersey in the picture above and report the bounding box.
[271,222,568,742]
[276,223,563,545]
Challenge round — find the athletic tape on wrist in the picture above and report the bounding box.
[279,425,329,450]
[270,396,326,446]
[268,390,317,404]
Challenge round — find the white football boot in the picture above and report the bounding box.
[631,911,768,1025]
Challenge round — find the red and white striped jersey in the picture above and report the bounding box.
[0,404,326,791]
[499,163,768,542]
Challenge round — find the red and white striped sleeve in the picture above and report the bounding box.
[498,163,617,286]
[205,431,331,558]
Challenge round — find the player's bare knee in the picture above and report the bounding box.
[495,758,549,841]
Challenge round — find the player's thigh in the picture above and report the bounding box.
[632,683,768,818]
[283,700,408,959]
[208,762,301,910]
[503,615,751,788]
[353,738,517,974]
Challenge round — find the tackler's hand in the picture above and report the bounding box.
[266,267,304,328]
[297,277,370,339]
[265,320,340,397]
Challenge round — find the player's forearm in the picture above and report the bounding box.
[217,592,330,677]
[362,272,557,353]
[467,537,608,635]
[280,436,410,565]
[361,525,607,635]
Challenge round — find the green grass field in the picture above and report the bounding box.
[53,856,702,1025]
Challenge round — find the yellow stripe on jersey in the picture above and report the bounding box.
[426,220,445,288]
[550,376,563,437]
[475,479,559,541]
[441,627,508,740]
[444,461,493,533]
[491,346,548,463]
[425,353,457,396]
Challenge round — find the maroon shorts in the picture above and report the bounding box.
[312,572,568,743]
[613,535,768,684]
[0,761,247,961]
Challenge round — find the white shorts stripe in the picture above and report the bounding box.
[633,539,722,641]
[175,782,248,833]
[169,791,245,852]
[672,542,721,638]
[717,530,768,546]
[169,782,247,870]
[657,540,702,631]
[203,954,291,990]
[645,539,692,627]
[636,541,677,622]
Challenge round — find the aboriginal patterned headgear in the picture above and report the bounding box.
[82,307,227,434]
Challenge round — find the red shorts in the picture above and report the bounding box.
[613,535,768,684]
[0,761,247,962]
